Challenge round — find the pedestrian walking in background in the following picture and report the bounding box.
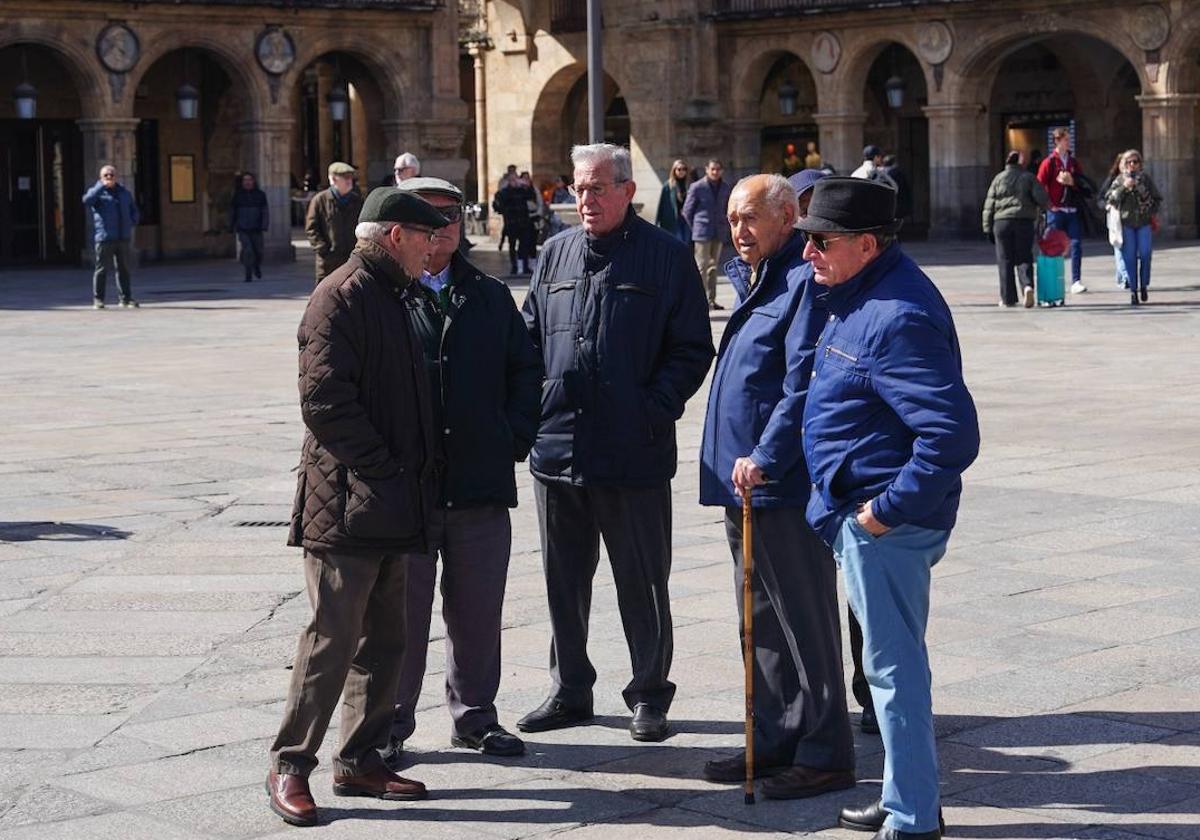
[268,188,451,828]
[682,158,733,310]
[385,177,542,763]
[304,161,363,284]
[230,172,269,283]
[698,169,855,799]
[1106,149,1162,305]
[804,141,822,170]
[982,150,1048,308]
[800,177,979,840]
[493,172,537,274]
[655,159,693,244]
[550,175,572,204]
[518,142,714,744]
[83,164,140,309]
[1037,128,1088,294]
[1100,153,1132,289]
[882,155,912,223]
[393,152,421,186]
[851,146,897,190]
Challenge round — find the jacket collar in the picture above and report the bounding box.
[354,239,415,292]
[725,229,807,303]
[820,242,903,316]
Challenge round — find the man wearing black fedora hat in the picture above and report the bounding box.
[267,187,451,827]
[798,177,979,840]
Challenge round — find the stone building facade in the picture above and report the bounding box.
[478,0,1200,239]
[0,0,468,266]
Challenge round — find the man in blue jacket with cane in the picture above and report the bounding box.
[800,177,979,840]
[698,170,855,798]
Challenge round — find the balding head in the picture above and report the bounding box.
[727,174,798,266]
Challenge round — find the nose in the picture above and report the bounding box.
[802,238,819,261]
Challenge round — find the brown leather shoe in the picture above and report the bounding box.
[332,766,428,801]
[266,771,318,827]
[760,765,856,800]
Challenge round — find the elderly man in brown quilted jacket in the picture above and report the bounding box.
[266,187,449,828]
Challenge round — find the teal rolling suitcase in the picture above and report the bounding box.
[1036,254,1065,306]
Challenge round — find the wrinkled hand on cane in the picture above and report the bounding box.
[741,485,755,804]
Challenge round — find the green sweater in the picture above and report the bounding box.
[982,165,1049,233]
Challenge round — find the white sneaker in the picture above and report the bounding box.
[1023,285,1035,308]
[1070,281,1087,294]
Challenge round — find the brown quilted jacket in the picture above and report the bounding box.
[287,240,436,554]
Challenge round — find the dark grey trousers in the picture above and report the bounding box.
[92,240,132,303]
[724,506,855,771]
[392,505,512,741]
[535,478,676,712]
[271,549,408,777]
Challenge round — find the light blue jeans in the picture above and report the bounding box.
[833,513,949,834]
[1112,245,1129,286]
[1119,225,1152,291]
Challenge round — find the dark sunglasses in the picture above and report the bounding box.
[437,204,464,223]
[807,232,856,252]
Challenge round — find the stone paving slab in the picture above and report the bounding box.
[3,239,1200,838]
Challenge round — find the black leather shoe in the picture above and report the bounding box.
[860,706,880,734]
[760,765,855,799]
[1131,291,1140,305]
[629,703,670,741]
[839,800,945,835]
[870,828,941,840]
[702,751,788,782]
[1140,287,1148,302]
[516,697,593,733]
[451,724,526,756]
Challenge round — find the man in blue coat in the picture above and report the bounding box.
[698,171,855,798]
[83,164,140,309]
[800,178,979,840]
[519,143,714,742]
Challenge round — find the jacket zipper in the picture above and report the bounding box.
[827,346,858,363]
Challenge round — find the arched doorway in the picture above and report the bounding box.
[132,48,246,260]
[291,52,388,194]
[863,43,929,238]
[987,37,1141,189]
[531,65,624,188]
[0,43,84,265]
[758,54,819,177]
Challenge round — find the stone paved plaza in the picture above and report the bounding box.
[2,239,1200,840]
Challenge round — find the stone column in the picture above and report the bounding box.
[468,43,489,206]
[813,111,865,175]
[238,118,295,262]
[922,103,987,239]
[76,117,141,264]
[1138,93,1199,239]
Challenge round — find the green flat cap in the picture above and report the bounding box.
[359,187,451,228]
[397,176,463,202]
[328,161,357,176]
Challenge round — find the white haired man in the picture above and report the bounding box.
[518,143,715,742]
[393,153,421,186]
[268,188,449,828]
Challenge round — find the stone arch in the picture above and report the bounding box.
[529,62,625,181]
[128,31,267,120]
[1161,5,1200,95]
[728,38,819,121]
[0,26,106,117]
[288,39,409,119]
[832,32,935,112]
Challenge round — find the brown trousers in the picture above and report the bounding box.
[270,549,408,777]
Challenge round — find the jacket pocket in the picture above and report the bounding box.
[343,467,421,541]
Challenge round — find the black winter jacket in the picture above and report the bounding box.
[522,208,715,486]
[288,241,436,554]
[407,252,544,509]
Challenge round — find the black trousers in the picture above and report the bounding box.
[994,218,1035,305]
[534,478,676,712]
[93,240,133,303]
[848,608,872,712]
[724,507,855,770]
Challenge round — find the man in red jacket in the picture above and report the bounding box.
[1036,128,1086,294]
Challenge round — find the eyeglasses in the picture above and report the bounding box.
[400,224,438,243]
[568,179,629,198]
[807,233,857,253]
[436,204,464,223]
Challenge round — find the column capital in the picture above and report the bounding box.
[812,111,867,126]
[921,103,985,120]
[75,117,141,132]
[1136,93,1200,109]
[236,118,295,134]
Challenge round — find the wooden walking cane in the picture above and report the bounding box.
[741,488,755,804]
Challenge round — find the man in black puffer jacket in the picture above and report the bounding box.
[518,143,714,743]
[268,188,448,829]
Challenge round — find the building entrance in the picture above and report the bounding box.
[0,119,84,266]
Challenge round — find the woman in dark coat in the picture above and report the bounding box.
[230,172,269,282]
[654,159,692,244]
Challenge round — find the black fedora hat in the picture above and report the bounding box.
[795,176,902,235]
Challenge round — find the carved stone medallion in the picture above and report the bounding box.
[1131,4,1170,52]
[96,23,140,74]
[917,21,953,66]
[256,27,296,75]
[812,31,841,75]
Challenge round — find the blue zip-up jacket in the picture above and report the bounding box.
[699,230,825,509]
[802,243,980,545]
[83,181,139,243]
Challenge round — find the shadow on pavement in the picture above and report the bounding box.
[0,520,133,541]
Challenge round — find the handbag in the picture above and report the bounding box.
[1106,206,1123,248]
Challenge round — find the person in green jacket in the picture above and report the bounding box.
[982,151,1049,308]
[1105,149,1162,305]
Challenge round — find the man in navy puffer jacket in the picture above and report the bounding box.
[698,171,855,798]
[800,177,979,840]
